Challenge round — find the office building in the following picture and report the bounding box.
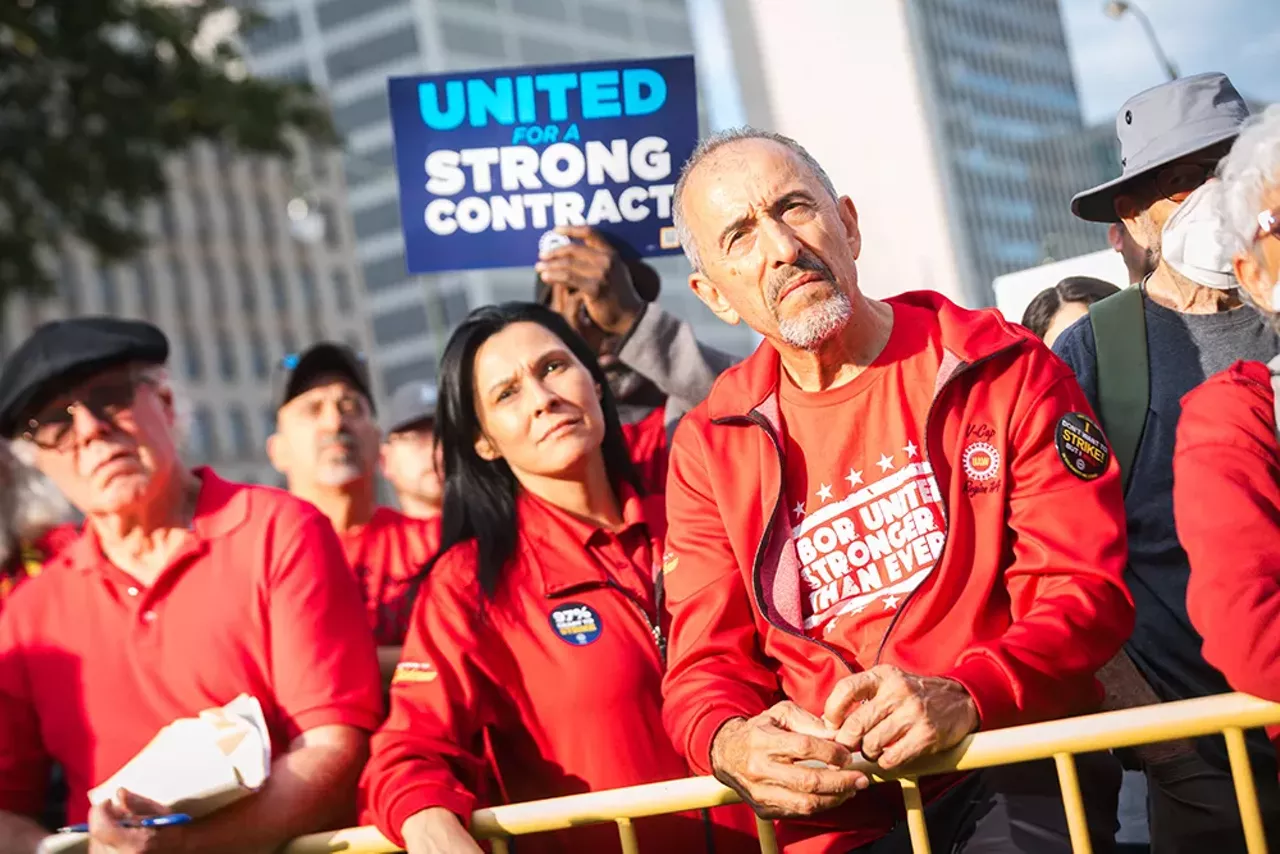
[700,0,1111,306]
[242,0,758,396]
[0,142,373,485]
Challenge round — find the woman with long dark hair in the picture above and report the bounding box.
[361,303,756,854]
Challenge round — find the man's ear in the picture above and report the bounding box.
[837,195,861,260]
[1234,251,1270,311]
[1107,222,1125,252]
[1113,197,1153,250]
[265,432,288,476]
[689,272,741,326]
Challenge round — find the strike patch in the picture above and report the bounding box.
[1055,413,1110,480]
[392,661,438,684]
[962,442,1001,482]
[549,602,603,646]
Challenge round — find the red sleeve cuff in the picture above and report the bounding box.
[381,783,478,847]
[685,703,763,776]
[290,702,385,740]
[945,655,1018,732]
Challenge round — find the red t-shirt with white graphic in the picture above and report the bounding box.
[780,303,949,666]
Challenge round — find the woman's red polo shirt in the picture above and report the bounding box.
[0,468,383,823]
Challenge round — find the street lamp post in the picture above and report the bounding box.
[1103,0,1179,82]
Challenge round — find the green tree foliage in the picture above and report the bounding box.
[0,0,335,300]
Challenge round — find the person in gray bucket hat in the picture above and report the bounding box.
[1054,72,1280,853]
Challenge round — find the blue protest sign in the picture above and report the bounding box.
[387,55,697,274]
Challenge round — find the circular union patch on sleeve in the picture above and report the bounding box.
[1055,412,1110,481]
[548,602,603,646]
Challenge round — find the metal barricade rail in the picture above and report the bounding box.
[285,692,1280,854]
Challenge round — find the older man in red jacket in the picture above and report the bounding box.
[660,128,1134,853]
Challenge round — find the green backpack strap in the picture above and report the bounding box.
[1088,286,1149,493]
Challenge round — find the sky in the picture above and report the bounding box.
[1060,0,1280,125]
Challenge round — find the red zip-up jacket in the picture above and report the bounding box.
[360,485,759,853]
[1176,360,1280,747]
[661,291,1134,852]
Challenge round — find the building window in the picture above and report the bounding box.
[442,288,470,327]
[182,339,204,381]
[316,0,408,33]
[59,254,81,314]
[381,356,437,395]
[242,9,303,54]
[269,265,289,310]
[257,193,277,242]
[325,28,419,84]
[249,328,269,378]
[228,407,253,458]
[352,200,402,241]
[372,303,429,347]
[281,326,298,356]
[206,257,225,316]
[332,270,354,313]
[238,263,257,311]
[438,16,507,59]
[135,259,155,319]
[192,405,218,461]
[216,331,237,381]
[159,197,178,237]
[98,266,120,315]
[191,187,213,237]
[361,253,409,294]
[170,257,192,314]
[299,265,318,306]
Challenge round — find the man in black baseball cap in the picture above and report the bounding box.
[380,381,443,521]
[0,319,383,850]
[1054,73,1280,852]
[268,342,439,682]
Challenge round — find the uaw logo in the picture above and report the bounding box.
[962,442,1000,482]
[538,230,572,256]
[549,602,603,646]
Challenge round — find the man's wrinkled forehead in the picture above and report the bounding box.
[686,139,826,224]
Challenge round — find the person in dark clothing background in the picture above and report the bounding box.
[533,226,738,488]
[1054,72,1280,852]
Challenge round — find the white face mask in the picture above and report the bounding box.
[1160,179,1238,290]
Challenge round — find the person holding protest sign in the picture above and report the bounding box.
[535,225,738,488]
[360,302,757,854]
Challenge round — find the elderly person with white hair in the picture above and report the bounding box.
[1173,104,1280,742]
[0,317,382,853]
[0,442,76,609]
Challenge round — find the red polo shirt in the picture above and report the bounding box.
[336,507,440,646]
[0,468,383,823]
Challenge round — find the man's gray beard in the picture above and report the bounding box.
[776,290,853,351]
[316,460,364,487]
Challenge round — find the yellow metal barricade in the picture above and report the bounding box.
[285,692,1280,854]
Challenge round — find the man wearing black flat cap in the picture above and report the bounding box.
[0,318,381,853]
[1054,73,1280,851]
[380,381,444,522]
[268,342,439,685]
[535,225,738,488]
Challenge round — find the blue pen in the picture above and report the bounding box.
[57,813,192,833]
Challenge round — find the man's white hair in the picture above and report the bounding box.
[1219,105,1280,257]
[672,127,838,272]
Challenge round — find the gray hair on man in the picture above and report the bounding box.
[1219,104,1280,262]
[672,127,839,272]
[0,442,75,568]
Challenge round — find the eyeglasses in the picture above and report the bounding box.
[1254,207,1280,246]
[23,372,154,450]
